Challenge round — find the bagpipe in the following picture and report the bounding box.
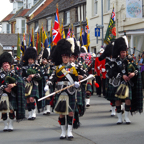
[0,69,18,113]
[24,64,41,96]
[115,47,138,99]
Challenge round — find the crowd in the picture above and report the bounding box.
[0,36,143,140]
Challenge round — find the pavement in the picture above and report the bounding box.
[0,95,144,144]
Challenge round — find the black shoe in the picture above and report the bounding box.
[31,117,36,120]
[60,136,66,139]
[68,136,74,139]
[86,104,90,107]
[27,118,32,120]
[8,129,13,132]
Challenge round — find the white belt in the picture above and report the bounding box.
[57,81,71,85]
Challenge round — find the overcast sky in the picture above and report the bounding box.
[0,0,13,21]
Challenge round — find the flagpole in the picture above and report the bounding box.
[101,0,103,47]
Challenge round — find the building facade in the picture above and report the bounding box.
[87,0,144,56]
[27,0,86,42]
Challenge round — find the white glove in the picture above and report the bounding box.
[44,85,49,92]
[97,66,100,70]
[102,68,106,72]
[74,81,80,88]
[47,81,52,86]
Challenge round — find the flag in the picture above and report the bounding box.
[71,24,75,38]
[61,19,65,39]
[17,33,21,59]
[67,26,71,39]
[36,32,39,51]
[52,7,61,45]
[20,33,27,56]
[104,7,116,44]
[32,28,35,47]
[48,20,53,48]
[28,33,31,47]
[85,18,90,52]
[38,27,43,54]
[79,24,84,47]
[43,30,49,48]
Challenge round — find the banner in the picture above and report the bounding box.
[126,0,142,18]
[104,7,116,45]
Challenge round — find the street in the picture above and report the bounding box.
[0,95,144,144]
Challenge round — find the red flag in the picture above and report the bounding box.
[66,27,71,39]
[52,8,61,45]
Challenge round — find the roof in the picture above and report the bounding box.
[16,9,30,17]
[0,34,29,46]
[9,7,23,22]
[32,0,53,19]
[24,0,46,17]
[28,0,86,23]
[1,13,14,22]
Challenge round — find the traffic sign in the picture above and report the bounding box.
[95,28,100,37]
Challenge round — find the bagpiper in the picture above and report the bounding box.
[106,36,143,124]
[99,43,116,116]
[22,47,42,120]
[68,38,87,129]
[0,52,25,131]
[46,39,80,139]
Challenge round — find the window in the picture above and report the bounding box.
[47,18,52,32]
[34,0,38,5]
[83,4,86,21]
[104,0,110,13]
[107,0,110,11]
[13,8,16,13]
[64,11,70,25]
[7,24,10,34]
[29,3,31,9]
[21,20,25,33]
[76,27,80,40]
[35,21,39,33]
[94,0,98,15]
[76,4,86,22]
[75,7,78,22]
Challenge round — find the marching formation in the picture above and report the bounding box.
[0,35,143,140]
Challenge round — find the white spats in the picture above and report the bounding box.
[32,109,36,119]
[111,106,116,117]
[8,119,13,131]
[117,113,123,124]
[28,111,32,120]
[60,125,66,139]
[43,105,51,115]
[3,119,8,131]
[124,111,131,124]
[67,125,73,139]
[86,99,90,107]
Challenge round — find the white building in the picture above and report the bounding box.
[87,0,144,56]
[1,0,39,34]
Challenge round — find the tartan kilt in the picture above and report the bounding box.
[106,81,132,101]
[26,81,39,99]
[131,70,143,113]
[37,78,45,111]
[55,90,76,113]
[9,96,17,110]
[77,89,83,106]
[86,83,92,98]
[79,84,86,116]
